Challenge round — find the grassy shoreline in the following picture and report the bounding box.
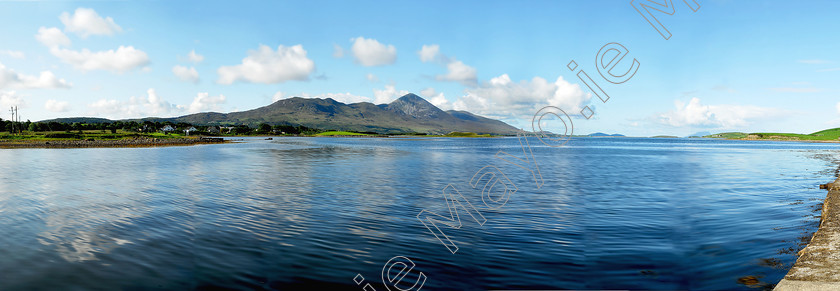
[0,130,227,148]
[704,128,840,143]
[0,130,503,148]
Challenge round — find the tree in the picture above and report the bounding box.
[257,123,272,134]
[28,122,37,132]
[233,125,252,135]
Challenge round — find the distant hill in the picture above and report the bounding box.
[705,128,840,141]
[687,131,711,138]
[39,93,521,135]
[588,132,625,137]
[39,117,115,124]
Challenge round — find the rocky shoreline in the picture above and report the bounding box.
[0,137,227,148]
[775,177,840,290]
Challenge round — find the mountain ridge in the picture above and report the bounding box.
[40,93,521,135]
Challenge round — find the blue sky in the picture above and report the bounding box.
[1,0,839,136]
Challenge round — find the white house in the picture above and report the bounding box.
[184,126,198,135]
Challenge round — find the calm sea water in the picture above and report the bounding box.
[0,137,837,290]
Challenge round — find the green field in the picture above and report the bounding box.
[0,130,190,141]
[705,128,840,141]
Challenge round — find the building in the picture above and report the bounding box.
[184,127,198,135]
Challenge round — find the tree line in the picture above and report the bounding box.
[0,118,322,135]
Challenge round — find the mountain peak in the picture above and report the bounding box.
[386,93,443,118]
[391,93,426,104]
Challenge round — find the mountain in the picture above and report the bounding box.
[588,132,625,137]
[43,93,520,135]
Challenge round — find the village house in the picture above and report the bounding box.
[184,127,198,135]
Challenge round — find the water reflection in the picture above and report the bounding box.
[0,137,835,290]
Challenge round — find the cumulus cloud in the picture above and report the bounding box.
[0,62,72,89]
[60,8,122,38]
[657,97,786,128]
[373,84,409,104]
[450,74,590,120]
[437,60,477,85]
[172,65,199,83]
[0,91,26,108]
[188,92,226,113]
[45,99,70,112]
[217,44,315,84]
[50,46,150,73]
[350,37,397,67]
[420,87,450,110]
[419,44,477,86]
[36,27,72,47]
[418,44,440,63]
[366,73,379,82]
[0,50,25,59]
[87,88,183,118]
[186,50,204,64]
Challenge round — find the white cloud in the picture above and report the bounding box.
[186,50,204,64]
[0,50,25,59]
[51,46,150,73]
[217,44,315,84]
[350,37,396,67]
[450,74,590,120]
[45,99,70,112]
[0,91,26,108]
[420,44,477,86]
[419,44,440,63]
[437,60,477,85]
[373,84,409,104]
[172,65,199,83]
[35,27,71,47]
[0,62,72,89]
[87,88,183,118]
[366,73,379,82]
[60,8,122,38]
[333,44,344,58]
[420,87,450,110]
[188,92,226,113]
[836,101,840,115]
[658,97,786,128]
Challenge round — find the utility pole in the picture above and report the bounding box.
[9,106,14,135]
